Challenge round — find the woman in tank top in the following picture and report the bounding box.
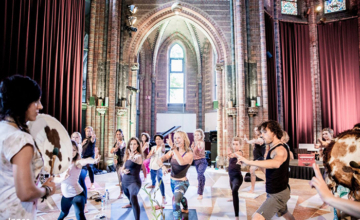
[227,137,244,220]
[110,129,126,199]
[191,129,207,200]
[121,137,143,220]
[56,140,96,220]
[157,131,193,220]
[140,132,150,178]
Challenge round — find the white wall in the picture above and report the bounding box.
[156,113,196,133]
[205,112,217,132]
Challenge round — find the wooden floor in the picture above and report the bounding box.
[38,166,335,220]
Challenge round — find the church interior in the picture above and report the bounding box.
[1,0,360,219]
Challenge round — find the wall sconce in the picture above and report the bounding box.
[315,5,322,14]
[125,5,137,37]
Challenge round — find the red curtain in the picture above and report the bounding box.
[0,0,84,134]
[318,19,360,135]
[280,22,313,150]
[265,13,277,121]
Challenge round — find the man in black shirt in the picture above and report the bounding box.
[82,126,96,189]
[237,120,294,220]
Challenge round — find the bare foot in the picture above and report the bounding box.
[88,184,95,189]
[155,205,164,210]
[162,197,167,205]
[117,194,123,199]
[84,204,88,213]
[181,209,189,213]
[227,199,233,202]
[122,204,132,208]
[248,189,254,194]
[116,184,120,186]
[197,195,203,200]
[146,185,155,189]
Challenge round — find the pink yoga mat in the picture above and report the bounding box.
[85,177,103,190]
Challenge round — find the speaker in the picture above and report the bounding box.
[211,142,217,162]
[209,130,217,142]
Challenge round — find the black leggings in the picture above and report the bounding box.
[123,182,141,220]
[58,191,86,220]
[85,164,94,183]
[230,176,243,217]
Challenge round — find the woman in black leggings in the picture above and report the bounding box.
[227,137,244,220]
[121,137,143,220]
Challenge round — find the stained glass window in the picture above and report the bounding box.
[281,0,298,15]
[324,0,346,14]
[169,44,185,103]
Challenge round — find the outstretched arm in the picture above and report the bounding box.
[237,146,287,169]
[310,164,360,218]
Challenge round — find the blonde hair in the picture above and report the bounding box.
[194,129,204,141]
[85,126,93,132]
[71,132,82,144]
[232,136,243,145]
[174,131,191,152]
[282,131,290,143]
[322,128,334,137]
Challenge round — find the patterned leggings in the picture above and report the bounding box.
[171,179,190,220]
[194,158,207,195]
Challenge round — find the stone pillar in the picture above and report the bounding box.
[96,106,108,169]
[216,63,224,167]
[247,106,259,160]
[116,107,128,136]
[129,63,139,139]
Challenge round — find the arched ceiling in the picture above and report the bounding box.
[139,16,209,57]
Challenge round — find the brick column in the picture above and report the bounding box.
[309,0,322,141]
[96,106,107,169]
[130,63,139,139]
[259,0,268,122]
[216,63,225,167]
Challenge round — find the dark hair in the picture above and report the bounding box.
[154,134,164,140]
[124,137,143,161]
[141,132,150,142]
[260,120,283,140]
[353,123,360,130]
[0,75,42,132]
[71,140,80,162]
[116,129,124,141]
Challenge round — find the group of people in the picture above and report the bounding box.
[0,75,359,220]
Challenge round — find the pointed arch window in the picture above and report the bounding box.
[281,0,298,15]
[169,44,185,104]
[324,0,346,14]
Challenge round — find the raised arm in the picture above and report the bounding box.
[237,146,287,169]
[76,158,96,168]
[172,148,193,166]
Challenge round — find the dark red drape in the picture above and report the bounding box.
[0,0,84,134]
[280,22,313,150]
[265,13,277,121]
[318,19,360,135]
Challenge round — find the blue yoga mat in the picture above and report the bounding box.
[162,209,198,220]
[111,202,149,220]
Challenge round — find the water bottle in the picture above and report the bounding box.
[106,189,110,202]
[101,195,106,211]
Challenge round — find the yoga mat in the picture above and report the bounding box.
[299,194,332,211]
[212,176,231,189]
[110,202,148,220]
[162,209,198,220]
[239,182,266,199]
[51,194,99,217]
[184,186,212,208]
[138,185,172,209]
[210,197,246,220]
[85,177,103,190]
[306,212,334,220]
